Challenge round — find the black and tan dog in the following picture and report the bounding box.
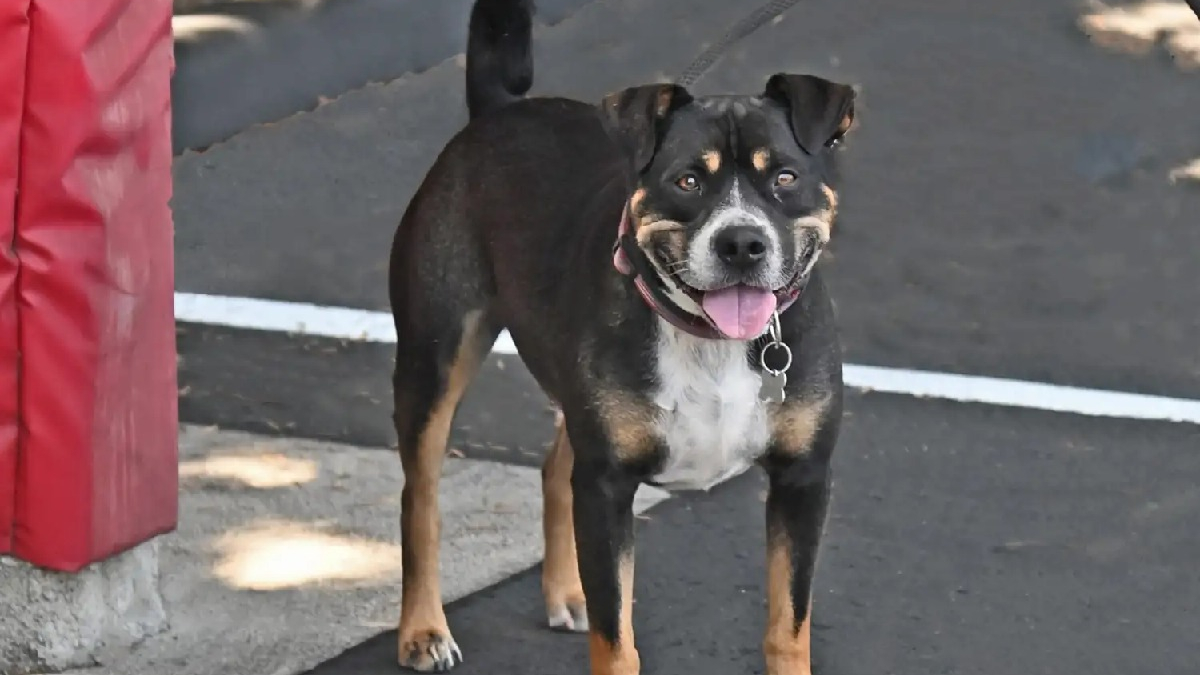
[388,0,856,673]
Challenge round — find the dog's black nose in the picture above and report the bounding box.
[713,225,769,270]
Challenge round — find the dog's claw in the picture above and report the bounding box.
[547,600,589,633]
[399,631,462,672]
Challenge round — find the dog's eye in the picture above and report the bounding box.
[775,170,798,187]
[674,173,700,192]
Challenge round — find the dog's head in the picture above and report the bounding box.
[601,74,856,339]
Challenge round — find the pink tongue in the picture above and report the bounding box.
[701,285,777,339]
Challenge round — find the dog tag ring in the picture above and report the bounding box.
[759,313,792,404]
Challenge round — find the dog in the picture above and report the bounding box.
[387,0,856,673]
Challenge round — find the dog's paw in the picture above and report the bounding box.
[546,596,588,633]
[398,629,462,672]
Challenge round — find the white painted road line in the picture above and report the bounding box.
[842,364,1200,425]
[175,292,397,342]
[174,292,1200,425]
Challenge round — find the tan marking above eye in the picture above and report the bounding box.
[752,149,770,171]
[701,150,721,173]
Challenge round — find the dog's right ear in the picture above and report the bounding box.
[600,83,692,172]
[763,73,856,155]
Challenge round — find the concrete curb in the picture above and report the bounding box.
[0,542,167,675]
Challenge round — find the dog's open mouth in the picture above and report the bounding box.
[660,261,804,340]
[697,284,778,339]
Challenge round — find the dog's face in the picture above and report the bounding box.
[602,75,855,339]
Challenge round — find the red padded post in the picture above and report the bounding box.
[11,0,178,571]
[0,0,30,555]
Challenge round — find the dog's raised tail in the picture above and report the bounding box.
[466,0,534,120]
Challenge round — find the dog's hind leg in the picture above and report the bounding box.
[393,303,498,672]
[542,412,588,632]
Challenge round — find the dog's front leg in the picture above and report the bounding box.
[571,447,642,675]
[762,452,832,675]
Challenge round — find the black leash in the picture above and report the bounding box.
[675,0,804,87]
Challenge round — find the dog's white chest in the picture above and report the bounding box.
[649,322,772,491]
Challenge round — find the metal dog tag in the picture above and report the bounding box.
[759,371,787,404]
[758,312,792,404]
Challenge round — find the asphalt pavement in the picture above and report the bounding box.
[169,0,1200,674]
[305,392,1200,675]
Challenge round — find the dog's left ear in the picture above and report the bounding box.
[600,83,693,172]
[763,73,856,154]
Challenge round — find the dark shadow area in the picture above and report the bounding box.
[177,323,555,464]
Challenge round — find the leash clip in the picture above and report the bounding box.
[758,312,792,404]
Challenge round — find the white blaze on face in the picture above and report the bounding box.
[686,177,782,289]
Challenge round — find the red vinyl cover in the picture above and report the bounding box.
[0,0,30,555]
[10,0,178,570]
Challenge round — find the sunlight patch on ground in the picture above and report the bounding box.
[213,520,402,591]
[1078,2,1199,188]
[1078,1,1200,70]
[172,13,259,42]
[1168,157,1200,185]
[181,451,319,488]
